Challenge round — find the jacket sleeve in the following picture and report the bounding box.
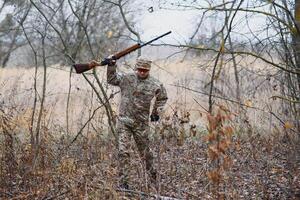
[107,64,124,86]
[153,83,168,114]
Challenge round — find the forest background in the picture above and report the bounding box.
[0,0,299,199]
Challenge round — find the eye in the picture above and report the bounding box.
[138,69,148,73]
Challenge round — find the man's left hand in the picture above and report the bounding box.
[150,113,160,122]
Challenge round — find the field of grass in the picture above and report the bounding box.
[0,57,299,199]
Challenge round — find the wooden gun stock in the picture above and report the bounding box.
[73,31,171,74]
[73,63,92,74]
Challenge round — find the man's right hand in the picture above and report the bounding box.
[106,55,117,66]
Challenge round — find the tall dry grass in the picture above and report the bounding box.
[0,57,299,199]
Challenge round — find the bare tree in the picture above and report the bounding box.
[0,0,139,169]
[0,0,29,67]
[159,0,299,131]
[104,0,142,56]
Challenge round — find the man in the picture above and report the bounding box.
[89,56,168,189]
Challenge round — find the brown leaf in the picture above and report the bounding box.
[107,30,113,38]
[219,139,231,153]
[205,131,217,142]
[207,114,217,132]
[223,156,233,170]
[208,145,219,160]
[223,126,234,137]
[245,99,252,107]
[283,121,293,129]
[207,169,221,183]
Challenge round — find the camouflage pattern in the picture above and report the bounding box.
[135,58,152,70]
[107,63,168,185]
[117,121,156,184]
[107,64,168,126]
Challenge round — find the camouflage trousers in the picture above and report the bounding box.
[117,120,156,185]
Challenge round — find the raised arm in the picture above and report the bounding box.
[89,58,123,86]
[107,62,124,86]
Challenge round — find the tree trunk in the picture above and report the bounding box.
[295,0,300,94]
[294,0,300,132]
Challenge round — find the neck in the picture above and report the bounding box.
[138,75,148,80]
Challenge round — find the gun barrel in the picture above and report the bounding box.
[140,31,172,47]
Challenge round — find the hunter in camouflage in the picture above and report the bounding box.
[102,57,168,189]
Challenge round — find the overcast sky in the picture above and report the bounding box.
[0,0,272,45]
[136,0,270,45]
[139,7,199,43]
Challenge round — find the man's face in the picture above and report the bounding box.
[136,68,150,79]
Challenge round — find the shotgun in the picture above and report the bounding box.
[73,31,172,74]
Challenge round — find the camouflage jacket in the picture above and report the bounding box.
[107,64,168,126]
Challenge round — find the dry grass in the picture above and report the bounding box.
[0,58,299,199]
